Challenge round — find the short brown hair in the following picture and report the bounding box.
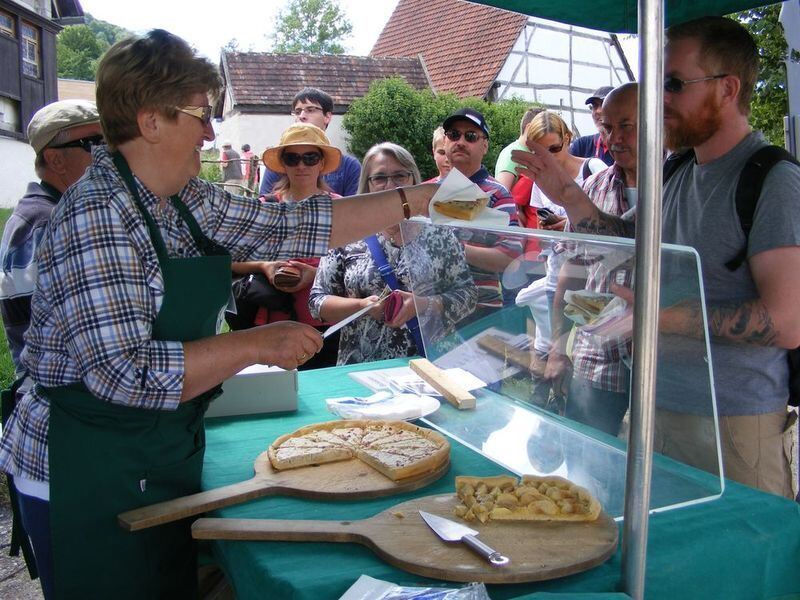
[666,16,758,116]
[96,29,222,147]
[520,108,545,136]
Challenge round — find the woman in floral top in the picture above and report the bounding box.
[309,143,477,365]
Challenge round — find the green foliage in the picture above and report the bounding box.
[732,6,790,146]
[0,208,16,391]
[199,151,222,183]
[343,77,537,180]
[56,13,132,81]
[271,0,353,55]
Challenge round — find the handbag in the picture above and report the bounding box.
[232,273,294,313]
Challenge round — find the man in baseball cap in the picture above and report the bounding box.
[1,99,103,372]
[570,86,615,166]
[438,107,520,317]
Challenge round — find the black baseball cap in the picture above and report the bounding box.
[585,86,614,106]
[442,108,490,139]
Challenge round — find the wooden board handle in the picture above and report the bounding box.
[192,517,367,542]
[118,477,270,532]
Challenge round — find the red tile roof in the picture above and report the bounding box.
[221,52,430,114]
[371,0,527,99]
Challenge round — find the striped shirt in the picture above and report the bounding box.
[436,167,520,308]
[570,164,634,392]
[0,147,333,482]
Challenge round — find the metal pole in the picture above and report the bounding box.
[621,0,664,597]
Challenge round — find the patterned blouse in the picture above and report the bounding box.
[0,146,333,482]
[309,223,477,365]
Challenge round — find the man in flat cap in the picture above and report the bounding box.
[570,86,615,166]
[0,99,103,373]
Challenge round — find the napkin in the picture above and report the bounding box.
[429,168,509,227]
[326,392,439,421]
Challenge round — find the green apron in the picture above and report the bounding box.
[45,152,231,599]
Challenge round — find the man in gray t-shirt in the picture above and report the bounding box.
[512,17,800,498]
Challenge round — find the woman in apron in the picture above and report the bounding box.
[0,29,436,599]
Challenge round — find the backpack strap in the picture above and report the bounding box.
[726,145,800,271]
[581,158,592,181]
[663,149,695,184]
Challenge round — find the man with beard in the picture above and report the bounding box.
[511,17,800,498]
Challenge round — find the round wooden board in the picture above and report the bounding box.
[364,494,619,584]
[252,450,450,499]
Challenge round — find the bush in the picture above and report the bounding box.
[343,77,538,181]
[199,150,222,183]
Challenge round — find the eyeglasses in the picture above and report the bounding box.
[444,129,486,143]
[664,74,728,94]
[291,106,324,117]
[546,143,564,154]
[367,171,413,188]
[49,134,105,153]
[176,105,213,125]
[281,151,323,167]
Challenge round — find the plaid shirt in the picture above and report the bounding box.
[0,147,333,482]
[570,164,634,392]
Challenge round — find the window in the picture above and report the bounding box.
[0,10,14,38]
[21,22,40,78]
[0,96,21,133]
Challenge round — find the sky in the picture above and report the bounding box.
[78,0,401,60]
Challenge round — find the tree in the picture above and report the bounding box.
[270,0,353,55]
[343,77,535,180]
[57,25,104,80]
[57,13,132,81]
[732,6,790,146]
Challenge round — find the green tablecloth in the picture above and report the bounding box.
[202,359,800,599]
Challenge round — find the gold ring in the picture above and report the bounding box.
[298,353,308,361]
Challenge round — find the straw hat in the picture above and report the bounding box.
[262,124,342,175]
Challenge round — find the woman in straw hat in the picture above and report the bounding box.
[309,142,476,365]
[0,30,437,599]
[231,123,343,367]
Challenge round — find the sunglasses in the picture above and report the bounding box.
[367,171,413,187]
[49,134,106,153]
[444,129,486,143]
[281,151,323,167]
[664,74,727,94]
[176,105,213,125]
[546,143,564,154]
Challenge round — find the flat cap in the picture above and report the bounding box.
[27,100,100,154]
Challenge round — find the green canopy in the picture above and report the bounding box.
[471,0,766,33]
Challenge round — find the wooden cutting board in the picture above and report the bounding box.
[118,451,449,532]
[192,493,618,584]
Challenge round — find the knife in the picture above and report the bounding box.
[322,289,390,339]
[419,510,510,566]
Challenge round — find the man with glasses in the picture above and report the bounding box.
[513,17,800,498]
[569,86,615,167]
[439,108,519,315]
[259,87,361,197]
[1,99,102,374]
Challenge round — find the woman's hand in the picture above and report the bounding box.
[271,261,316,293]
[362,294,386,320]
[404,183,439,217]
[247,321,323,370]
[384,290,416,328]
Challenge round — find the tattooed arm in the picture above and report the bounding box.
[511,144,636,239]
[660,246,800,348]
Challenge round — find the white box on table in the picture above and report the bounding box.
[205,364,297,418]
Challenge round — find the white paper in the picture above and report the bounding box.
[326,393,440,421]
[428,168,509,227]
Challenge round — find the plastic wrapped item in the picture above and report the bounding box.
[339,575,491,600]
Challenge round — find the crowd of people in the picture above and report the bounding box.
[0,13,798,599]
